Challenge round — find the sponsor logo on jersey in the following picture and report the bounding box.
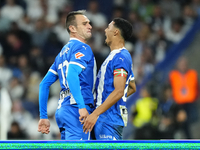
[75,52,85,59]
[82,46,87,50]
[99,134,113,139]
[119,57,124,61]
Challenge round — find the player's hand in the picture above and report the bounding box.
[38,119,50,134]
[83,113,98,134]
[79,108,89,124]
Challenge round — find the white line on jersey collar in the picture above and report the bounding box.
[110,47,126,53]
[69,38,84,43]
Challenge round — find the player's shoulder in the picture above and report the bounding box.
[77,43,93,58]
[69,38,91,50]
[56,44,69,58]
[77,42,92,51]
[121,48,132,57]
[114,49,131,62]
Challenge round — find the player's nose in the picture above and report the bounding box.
[88,23,92,29]
[105,28,107,32]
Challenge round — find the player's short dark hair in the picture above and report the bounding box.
[113,18,133,41]
[66,10,86,33]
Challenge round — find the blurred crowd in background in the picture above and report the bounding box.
[0,0,199,140]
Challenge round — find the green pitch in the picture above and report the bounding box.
[0,140,200,149]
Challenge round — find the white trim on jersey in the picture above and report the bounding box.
[70,94,76,105]
[96,50,121,108]
[49,69,58,75]
[88,131,91,140]
[130,76,135,81]
[69,38,83,43]
[92,58,97,97]
[110,47,125,53]
[69,61,85,69]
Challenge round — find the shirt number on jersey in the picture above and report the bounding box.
[57,60,69,109]
[58,60,69,89]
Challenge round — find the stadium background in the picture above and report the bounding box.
[0,0,200,140]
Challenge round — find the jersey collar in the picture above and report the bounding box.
[69,38,84,43]
[110,47,125,54]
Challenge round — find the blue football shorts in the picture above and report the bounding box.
[55,104,93,140]
[94,119,123,140]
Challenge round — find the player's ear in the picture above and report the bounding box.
[69,25,77,33]
[114,29,119,36]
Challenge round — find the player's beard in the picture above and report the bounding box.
[84,32,92,41]
[77,29,91,42]
[105,38,111,46]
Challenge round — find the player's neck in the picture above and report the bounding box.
[110,39,125,51]
[70,34,87,43]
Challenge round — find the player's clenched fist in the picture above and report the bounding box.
[38,119,50,134]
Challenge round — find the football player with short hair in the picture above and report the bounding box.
[83,18,136,140]
[38,10,96,140]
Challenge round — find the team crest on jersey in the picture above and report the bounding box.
[75,52,85,59]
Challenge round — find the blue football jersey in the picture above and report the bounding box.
[49,38,96,108]
[95,47,134,127]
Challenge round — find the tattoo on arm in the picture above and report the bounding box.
[128,80,134,91]
[127,80,135,96]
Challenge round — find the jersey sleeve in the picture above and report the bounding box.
[112,54,130,73]
[69,44,92,69]
[67,64,85,109]
[39,71,58,119]
[48,62,58,75]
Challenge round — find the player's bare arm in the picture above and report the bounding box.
[38,119,50,134]
[83,70,127,133]
[127,80,136,97]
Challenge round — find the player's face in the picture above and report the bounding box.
[105,21,115,46]
[75,15,92,40]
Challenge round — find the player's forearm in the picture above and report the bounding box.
[127,85,136,97]
[39,71,58,119]
[127,88,134,97]
[92,89,124,116]
[127,80,136,97]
